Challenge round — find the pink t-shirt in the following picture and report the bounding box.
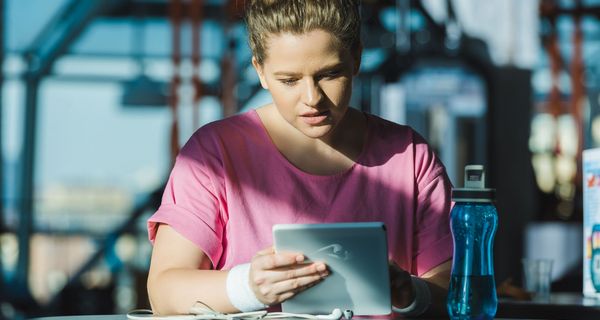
[148,110,452,276]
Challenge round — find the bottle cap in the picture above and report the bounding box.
[452,165,495,202]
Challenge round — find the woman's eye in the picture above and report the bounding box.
[320,71,341,80]
[280,79,298,86]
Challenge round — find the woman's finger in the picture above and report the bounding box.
[269,273,325,296]
[277,291,296,303]
[267,262,329,283]
[256,246,275,256]
[255,252,305,270]
[273,278,322,304]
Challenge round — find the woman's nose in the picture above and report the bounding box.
[301,78,323,107]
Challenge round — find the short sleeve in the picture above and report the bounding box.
[147,133,225,267]
[411,134,453,276]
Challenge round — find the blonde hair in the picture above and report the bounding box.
[246,0,361,65]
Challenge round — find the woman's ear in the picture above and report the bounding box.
[252,56,269,90]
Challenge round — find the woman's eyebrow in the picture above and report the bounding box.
[272,62,345,77]
[317,63,345,72]
[273,70,302,77]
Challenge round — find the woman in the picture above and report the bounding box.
[147,0,452,317]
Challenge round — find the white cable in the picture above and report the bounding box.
[127,309,201,320]
[264,308,342,320]
[127,309,267,320]
[127,308,345,320]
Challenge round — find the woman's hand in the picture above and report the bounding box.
[389,262,416,308]
[249,246,329,305]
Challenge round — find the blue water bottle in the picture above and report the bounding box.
[447,165,498,320]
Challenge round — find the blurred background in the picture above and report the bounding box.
[1,0,600,318]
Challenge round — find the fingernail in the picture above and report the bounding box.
[296,255,305,262]
[316,264,326,272]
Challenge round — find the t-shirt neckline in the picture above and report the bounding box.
[249,109,372,179]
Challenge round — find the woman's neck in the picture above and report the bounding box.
[256,105,368,175]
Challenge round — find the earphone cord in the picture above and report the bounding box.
[126,308,350,320]
[127,309,266,320]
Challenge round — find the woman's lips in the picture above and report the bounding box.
[300,110,330,125]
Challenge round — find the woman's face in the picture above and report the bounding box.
[253,29,360,141]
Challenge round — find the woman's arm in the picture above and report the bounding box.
[147,224,329,315]
[390,259,452,317]
[421,259,452,316]
[147,224,235,314]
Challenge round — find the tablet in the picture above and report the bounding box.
[272,222,391,316]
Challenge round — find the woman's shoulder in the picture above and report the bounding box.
[182,110,265,154]
[198,109,261,134]
[192,110,261,139]
[363,112,435,161]
[363,113,447,183]
[364,112,418,143]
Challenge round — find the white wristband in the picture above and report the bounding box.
[392,276,431,317]
[226,263,268,312]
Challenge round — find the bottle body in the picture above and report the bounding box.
[447,202,498,320]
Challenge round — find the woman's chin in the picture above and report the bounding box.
[298,124,334,140]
